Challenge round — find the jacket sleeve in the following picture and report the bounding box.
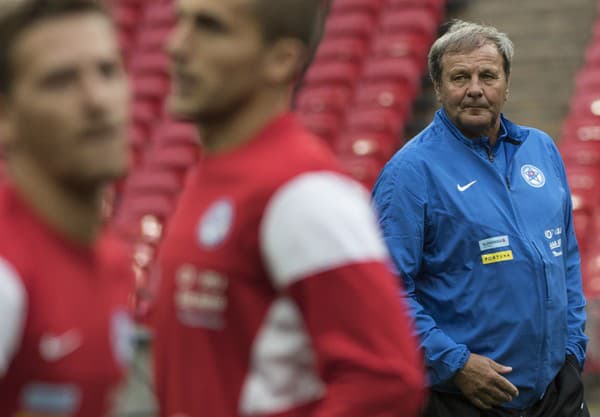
[261,172,426,417]
[372,159,470,385]
[551,145,588,367]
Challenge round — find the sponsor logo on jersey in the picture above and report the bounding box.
[520,164,545,188]
[198,199,234,248]
[20,382,81,415]
[175,264,228,329]
[39,330,82,362]
[549,239,562,250]
[544,227,562,240]
[478,235,509,252]
[482,250,514,265]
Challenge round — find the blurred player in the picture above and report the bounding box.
[0,1,134,416]
[152,0,426,416]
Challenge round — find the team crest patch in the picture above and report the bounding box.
[520,164,545,188]
[198,199,234,248]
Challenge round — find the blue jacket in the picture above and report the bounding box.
[372,109,588,409]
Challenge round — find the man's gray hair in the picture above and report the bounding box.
[428,20,514,85]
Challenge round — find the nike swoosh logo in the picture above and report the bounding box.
[457,180,478,192]
[39,330,82,362]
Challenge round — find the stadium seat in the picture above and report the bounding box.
[337,153,384,188]
[345,108,405,136]
[334,131,402,162]
[136,26,172,52]
[379,8,438,44]
[141,1,175,27]
[561,116,600,143]
[314,37,369,64]
[130,51,169,75]
[361,57,421,97]
[297,112,341,142]
[295,86,353,116]
[133,74,170,101]
[560,141,600,166]
[324,12,377,40]
[303,61,361,88]
[386,0,446,21]
[124,170,182,196]
[575,68,600,93]
[371,32,430,70]
[330,0,385,16]
[353,81,414,119]
[569,92,600,119]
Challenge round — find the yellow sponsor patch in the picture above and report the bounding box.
[481,250,514,265]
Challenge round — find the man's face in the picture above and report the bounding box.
[434,43,509,139]
[167,0,270,121]
[1,12,130,187]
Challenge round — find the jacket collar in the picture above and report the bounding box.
[435,108,526,148]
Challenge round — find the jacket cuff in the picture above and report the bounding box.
[429,345,470,385]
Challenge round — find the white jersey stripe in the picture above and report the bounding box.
[0,257,26,376]
[260,172,388,290]
[239,297,325,415]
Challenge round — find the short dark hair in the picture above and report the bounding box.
[253,0,327,58]
[0,0,108,94]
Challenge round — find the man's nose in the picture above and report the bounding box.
[466,76,484,97]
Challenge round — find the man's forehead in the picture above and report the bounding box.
[177,0,255,17]
[12,14,117,74]
[442,44,503,69]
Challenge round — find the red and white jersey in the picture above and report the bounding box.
[153,113,425,417]
[0,185,135,417]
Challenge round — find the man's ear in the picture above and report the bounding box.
[262,37,306,85]
[433,81,442,103]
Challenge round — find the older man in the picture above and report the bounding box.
[373,20,589,417]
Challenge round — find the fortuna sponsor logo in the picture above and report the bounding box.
[481,250,514,265]
[39,330,82,362]
[479,235,509,252]
[175,265,228,329]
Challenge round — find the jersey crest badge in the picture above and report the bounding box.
[520,164,545,188]
[198,199,234,248]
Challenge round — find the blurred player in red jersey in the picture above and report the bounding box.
[0,1,134,416]
[152,0,426,416]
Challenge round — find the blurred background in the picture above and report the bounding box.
[26,0,595,415]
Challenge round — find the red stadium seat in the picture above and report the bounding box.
[136,26,172,52]
[295,86,353,115]
[561,116,600,143]
[569,93,600,119]
[371,32,430,70]
[297,112,341,142]
[361,57,421,97]
[153,120,200,147]
[129,52,169,75]
[125,169,182,195]
[314,37,369,64]
[143,146,198,170]
[560,141,600,167]
[345,107,405,136]
[142,1,175,27]
[575,68,600,93]
[330,0,385,16]
[334,131,402,162]
[379,8,438,43]
[386,0,445,21]
[133,74,170,101]
[353,81,414,119]
[324,12,377,40]
[303,61,361,88]
[337,153,384,188]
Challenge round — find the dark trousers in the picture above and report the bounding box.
[423,357,590,417]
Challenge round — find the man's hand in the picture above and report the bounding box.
[453,353,519,410]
